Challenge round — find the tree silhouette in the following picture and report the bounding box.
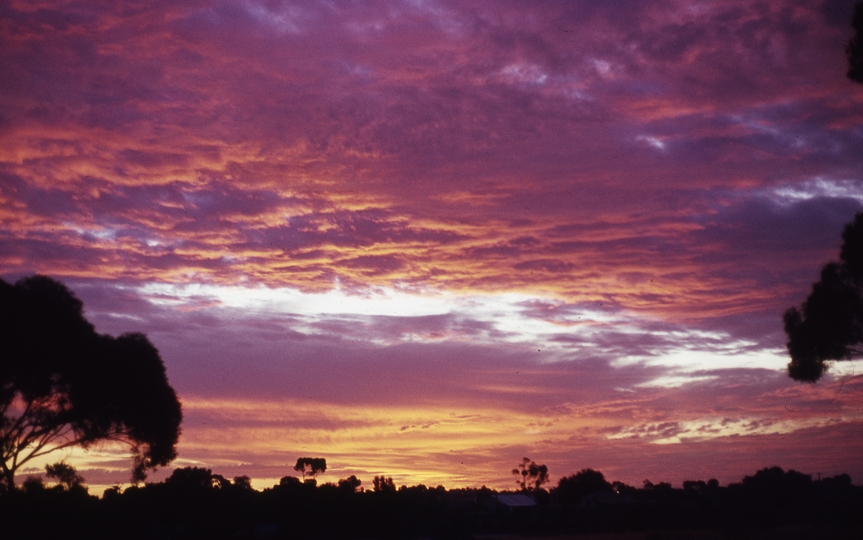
[848,2,863,82]
[338,475,362,492]
[554,468,612,503]
[373,475,396,492]
[165,466,230,491]
[682,479,707,491]
[233,475,253,490]
[0,275,182,488]
[783,213,863,381]
[293,457,327,482]
[742,466,812,493]
[45,461,85,491]
[512,457,549,492]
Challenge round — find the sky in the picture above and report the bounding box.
[1,0,863,493]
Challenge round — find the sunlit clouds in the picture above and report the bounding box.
[2,0,863,489]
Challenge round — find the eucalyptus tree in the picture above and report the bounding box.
[0,275,182,489]
[784,213,863,381]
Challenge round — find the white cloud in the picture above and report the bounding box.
[636,135,666,150]
[771,178,863,204]
[131,282,787,382]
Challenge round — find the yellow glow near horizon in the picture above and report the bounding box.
[18,375,863,496]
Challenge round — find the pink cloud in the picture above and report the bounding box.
[2,0,862,489]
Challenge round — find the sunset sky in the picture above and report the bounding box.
[2,0,863,492]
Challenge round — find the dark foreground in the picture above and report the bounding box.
[1,468,861,539]
[477,527,862,540]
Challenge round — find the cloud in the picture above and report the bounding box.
[2,0,862,489]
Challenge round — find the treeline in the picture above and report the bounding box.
[0,465,861,539]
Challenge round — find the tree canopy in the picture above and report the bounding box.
[45,461,85,491]
[294,457,327,482]
[1,463,859,538]
[0,275,182,488]
[512,457,549,492]
[338,475,362,492]
[373,475,396,493]
[783,213,863,381]
[554,468,612,503]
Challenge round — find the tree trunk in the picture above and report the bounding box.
[1,464,15,490]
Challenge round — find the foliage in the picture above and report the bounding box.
[338,475,362,492]
[511,457,549,492]
[165,466,230,491]
[683,478,718,491]
[783,213,863,381]
[293,457,327,482]
[279,475,301,487]
[20,476,46,495]
[373,475,395,492]
[611,480,637,496]
[233,475,253,490]
[741,466,812,493]
[45,462,84,491]
[554,468,612,503]
[0,275,182,488]
[0,465,860,539]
